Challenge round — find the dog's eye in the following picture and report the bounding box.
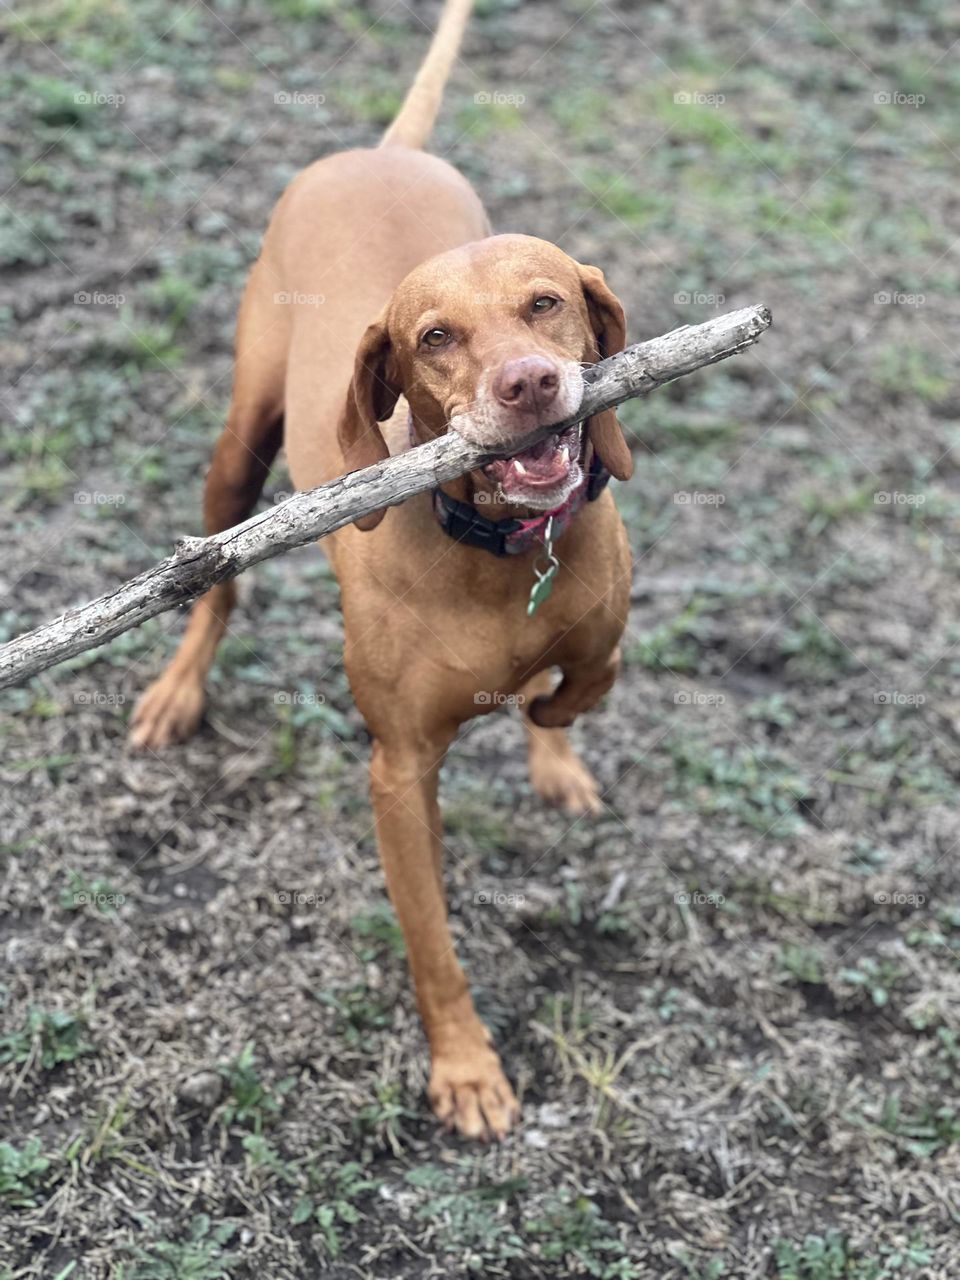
[532,296,557,313]
[421,327,451,348]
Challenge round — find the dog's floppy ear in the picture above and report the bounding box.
[577,263,633,482]
[337,313,401,531]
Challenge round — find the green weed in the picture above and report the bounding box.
[217,1041,293,1132]
[291,1161,380,1259]
[773,1230,931,1278]
[0,1007,93,1071]
[525,1193,640,1278]
[665,739,812,836]
[118,1214,238,1280]
[0,1138,51,1207]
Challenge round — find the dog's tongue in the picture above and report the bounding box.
[488,435,570,489]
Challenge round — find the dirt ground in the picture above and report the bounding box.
[2,0,960,1276]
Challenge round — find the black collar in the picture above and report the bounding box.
[432,451,611,557]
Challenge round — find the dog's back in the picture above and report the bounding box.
[237,0,484,492]
[266,148,488,492]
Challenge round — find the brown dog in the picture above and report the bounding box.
[130,0,632,1140]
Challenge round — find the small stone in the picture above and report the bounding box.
[178,1070,223,1109]
[537,1103,570,1129]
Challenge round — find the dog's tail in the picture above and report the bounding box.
[380,0,473,150]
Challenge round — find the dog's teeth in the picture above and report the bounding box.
[514,460,529,476]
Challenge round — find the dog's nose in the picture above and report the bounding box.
[492,356,560,413]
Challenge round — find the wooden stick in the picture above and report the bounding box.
[0,304,771,689]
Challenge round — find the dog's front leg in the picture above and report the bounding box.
[369,736,520,1140]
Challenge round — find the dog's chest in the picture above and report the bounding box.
[452,571,610,684]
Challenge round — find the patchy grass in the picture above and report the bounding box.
[4,0,960,1276]
[0,1008,93,1072]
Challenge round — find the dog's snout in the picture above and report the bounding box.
[492,355,560,414]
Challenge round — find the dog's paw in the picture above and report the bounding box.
[129,672,205,750]
[529,749,602,816]
[428,1046,520,1141]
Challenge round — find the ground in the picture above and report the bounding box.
[2,0,960,1276]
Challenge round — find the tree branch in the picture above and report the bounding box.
[0,303,771,689]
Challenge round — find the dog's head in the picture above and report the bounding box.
[337,234,632,530]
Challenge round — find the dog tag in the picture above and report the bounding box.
[527,564,557,616]
[527,517,559,617]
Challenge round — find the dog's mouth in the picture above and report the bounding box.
[481,423,583,508]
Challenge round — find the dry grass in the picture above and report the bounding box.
[3,0,960,1275]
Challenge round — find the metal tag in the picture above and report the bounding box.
[527,566,557,616]
[527,516,559,617]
